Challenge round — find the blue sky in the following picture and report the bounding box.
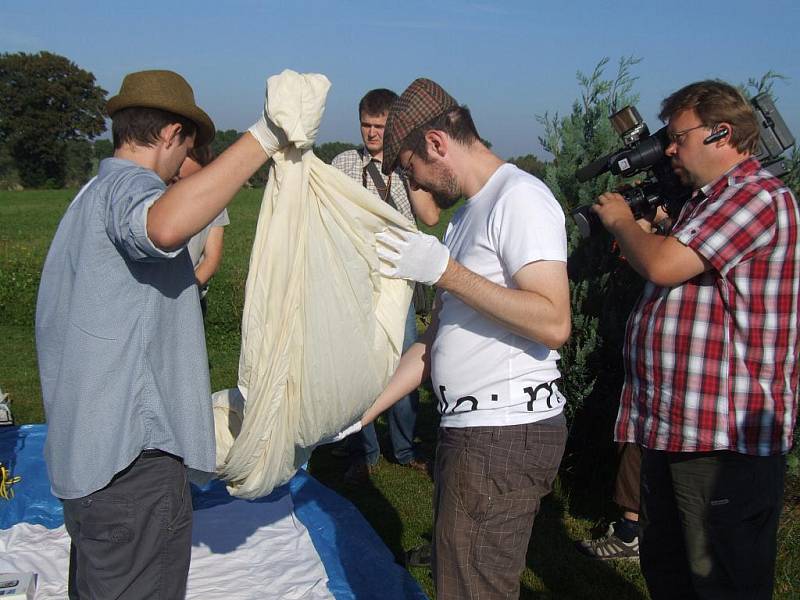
[2,0,799,159]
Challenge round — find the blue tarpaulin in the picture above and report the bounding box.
[0,425,427,599]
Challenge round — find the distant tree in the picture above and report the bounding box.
[64,139,93,187]
[93,138,113,161]
[210,129,241,157]
[0,51,107,188]
[313,141,358,164]
[0,140,18,188]
[508,153,548,179]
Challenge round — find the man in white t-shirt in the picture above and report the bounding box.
[342,78,571,599]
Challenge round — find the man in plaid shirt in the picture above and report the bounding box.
[594,80,799,599]
[331,89,440,484]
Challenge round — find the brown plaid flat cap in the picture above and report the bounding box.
[382,78,458,175]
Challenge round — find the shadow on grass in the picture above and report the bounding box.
[310,433,409,565]
[521,489,647,600]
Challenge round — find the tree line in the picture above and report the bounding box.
[0,51,549,189]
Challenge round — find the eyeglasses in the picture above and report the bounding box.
[398,135,423,179]
[667,124,707,146]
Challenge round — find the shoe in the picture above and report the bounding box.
[404,543,432,568]
[401,457,432,478]
[576,522,639,560]
[343,461,378,485]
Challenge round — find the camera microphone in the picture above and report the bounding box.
[703,127,729,145]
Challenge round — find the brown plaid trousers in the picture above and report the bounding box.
[432,418,567,599]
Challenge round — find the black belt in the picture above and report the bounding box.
[140,449,174,459]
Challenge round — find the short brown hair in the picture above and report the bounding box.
[401,105,481,161]
[112,106,197,149]
[358,88,398,117]
[659,80,759,154]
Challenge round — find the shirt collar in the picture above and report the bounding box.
[700,156,761,199]
[358,146,386,170]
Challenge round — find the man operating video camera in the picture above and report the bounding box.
[592,80,799,600]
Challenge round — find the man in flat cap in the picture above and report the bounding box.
[35,69,286,598]
[347,78,571,598]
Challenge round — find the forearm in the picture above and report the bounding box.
[361,321,437,426]
[610,218,707,286]
[436,259,570,348]
[148,134,266,250]
[194,229,224,286]
[194,258,218,286]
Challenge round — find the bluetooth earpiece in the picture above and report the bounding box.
[703,127,729,145]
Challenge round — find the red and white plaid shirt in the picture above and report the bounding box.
[616,158,800,455]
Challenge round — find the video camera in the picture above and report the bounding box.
[572,93,795,238]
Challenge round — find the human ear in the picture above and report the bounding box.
[428,130,448,158]
[162,123,183,148]
[703,123,730,145]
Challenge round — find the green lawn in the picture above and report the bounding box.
[1,188,797,598]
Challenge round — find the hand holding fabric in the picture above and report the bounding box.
[376,227,450,286]
[248,96,288,158]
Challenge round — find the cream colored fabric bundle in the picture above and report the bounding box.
[215,71,413,499]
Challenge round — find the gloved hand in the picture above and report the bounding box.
[248,95,288,158]
[324,420,363,444]
[376,227,450,286]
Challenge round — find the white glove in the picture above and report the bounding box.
[248,98,288,158]
[326,420,363,444]
[376,227,450,286]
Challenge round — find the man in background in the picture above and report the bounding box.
[331,88,439,483]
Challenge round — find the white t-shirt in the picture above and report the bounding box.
[431,163,568,428]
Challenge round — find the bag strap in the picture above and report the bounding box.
[364,159,398,211]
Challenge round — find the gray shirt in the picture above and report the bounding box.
[35,158,216,499]
[186,208,230,268]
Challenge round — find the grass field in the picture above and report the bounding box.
[1,188,797,598]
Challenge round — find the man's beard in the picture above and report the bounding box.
[672,162,698,189]
[428,162,461,209]
[432,192,460,209]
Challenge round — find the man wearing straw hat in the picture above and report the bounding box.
[344,78,572,599]
[35,69,286,598]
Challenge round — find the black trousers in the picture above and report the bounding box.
[639,448,785,600]
[63,451,192,599]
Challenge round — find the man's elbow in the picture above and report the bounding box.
[147,223,186,252]
[417,209,440,227]
[545,317,571,350]
[526,315,570,350]
[641,263,689,288]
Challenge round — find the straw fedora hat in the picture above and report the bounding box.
[107,70,215,147]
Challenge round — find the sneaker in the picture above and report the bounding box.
[576,522,639,560]
[404,542,432,568]
[400,457,433,478]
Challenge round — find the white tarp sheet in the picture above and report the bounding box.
[0,494,332,600]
